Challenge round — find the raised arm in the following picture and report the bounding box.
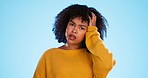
[86,13,116,78]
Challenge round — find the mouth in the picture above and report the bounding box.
[68,34,76,40]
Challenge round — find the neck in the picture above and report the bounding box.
[64,43,81,50]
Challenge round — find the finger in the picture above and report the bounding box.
[89,16,91,21]
[90,12,96,26]
[91,12,96,21]
[89,16,92,26]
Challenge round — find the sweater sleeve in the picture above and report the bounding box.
[86,26,116,78]
[33,53,47,78]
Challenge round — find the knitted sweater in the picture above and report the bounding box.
[33,26,116,78]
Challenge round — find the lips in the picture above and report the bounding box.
[69,34,76,40]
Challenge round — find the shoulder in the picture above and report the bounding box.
[42,48,58,57]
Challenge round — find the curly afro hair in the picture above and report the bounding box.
[52,4,108,48]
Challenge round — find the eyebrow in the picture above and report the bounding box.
[69,20,75,24]
[79,25,86,28]
[69,20,87,28]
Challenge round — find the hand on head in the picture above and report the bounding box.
[89,12,96,26]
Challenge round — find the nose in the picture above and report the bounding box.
[72,26,78,34]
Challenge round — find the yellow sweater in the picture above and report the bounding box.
[33,26,116,78]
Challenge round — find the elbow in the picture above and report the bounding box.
[105,56,116,71]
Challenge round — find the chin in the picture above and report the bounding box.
[67,41,80,45]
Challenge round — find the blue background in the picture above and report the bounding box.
[1,0,148,78]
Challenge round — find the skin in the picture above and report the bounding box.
[59,13,96,50]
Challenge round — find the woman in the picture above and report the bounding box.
[33,4,116,78]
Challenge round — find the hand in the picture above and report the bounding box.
[89,12,96,26]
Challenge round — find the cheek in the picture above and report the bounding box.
[79,32,87,39]
[65,27,71,37]
[65,31,67,37]
[65,29,68,37]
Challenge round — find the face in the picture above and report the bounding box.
[65,17,88,46]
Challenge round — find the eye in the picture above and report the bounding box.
[69,23,74,26]
[80,27,85,30]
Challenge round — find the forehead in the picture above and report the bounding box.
[70,17,88,25]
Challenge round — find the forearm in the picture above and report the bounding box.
[86,26,116,78]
